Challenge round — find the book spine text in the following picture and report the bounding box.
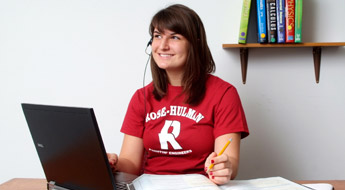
[285,0,295,43]
[276,0,285,43]
[266,0,278,43]
[256,0,267,43]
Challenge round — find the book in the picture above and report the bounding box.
[295,0,303,43]
[246,0,258,43]
[131,174,315,190]
[266,0,277,43]
[256,0,268,43]
[276,0,286,43]
[238,0,252,44]
[285,0,295,43]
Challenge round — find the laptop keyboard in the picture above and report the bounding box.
[116,181,130,190]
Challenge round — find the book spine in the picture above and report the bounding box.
[295,0,303,43]
[256,0,267,43]
[266,0,277,43]
[276,0,285,43]
[246,0,259,43]
[239,0,252,44]
[285,0,295,43]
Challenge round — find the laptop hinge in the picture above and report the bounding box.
[47,181,71,190]
[127,183,136,190]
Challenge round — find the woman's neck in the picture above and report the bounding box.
[166,70,183,86]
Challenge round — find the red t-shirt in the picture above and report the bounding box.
[121,75,249,175]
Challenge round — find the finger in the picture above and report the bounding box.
[208,167,232,177]
[107,153,114,160]
[107,153,116,159]
[206,152,217,163]
[207,155,227,173]
[107,153,118,165]
[210,154,228,165]
[209,162,227,172]
[209,175,231,185]
[211,160,232,172]
[208,165,232,185]
[107,153,119,173]
[205,152,217,167]
[204,152,217,172]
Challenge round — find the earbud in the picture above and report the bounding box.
[145,38,152,55]
[147,38,153,47]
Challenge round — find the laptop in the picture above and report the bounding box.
[21,103,137,190]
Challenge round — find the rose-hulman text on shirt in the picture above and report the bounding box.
[145,105,204,123]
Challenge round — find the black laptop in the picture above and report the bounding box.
[21,103,137,190]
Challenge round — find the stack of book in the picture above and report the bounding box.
[238,0,303,44]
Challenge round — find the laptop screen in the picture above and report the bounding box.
[22,103,116,190]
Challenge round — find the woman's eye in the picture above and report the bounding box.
[172,36,180,40]
[154,35,162,39]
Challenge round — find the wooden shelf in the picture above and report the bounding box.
[222,42,345,84]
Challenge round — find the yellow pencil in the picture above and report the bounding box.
[206,138,232,174]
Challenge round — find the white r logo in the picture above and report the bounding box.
[158,120,182,150]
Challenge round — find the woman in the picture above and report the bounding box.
[108,4,249,185]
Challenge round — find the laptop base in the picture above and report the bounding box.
[47,181,70,190]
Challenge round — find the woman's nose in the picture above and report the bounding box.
[159,38,169,50]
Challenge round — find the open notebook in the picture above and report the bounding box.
[131,174,333,190]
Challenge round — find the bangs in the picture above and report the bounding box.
[150,9,188,38]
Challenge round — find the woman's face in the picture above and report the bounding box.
[151,28,190,75]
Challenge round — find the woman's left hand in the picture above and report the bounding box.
[107,153,118,173]
[205,152,233,185]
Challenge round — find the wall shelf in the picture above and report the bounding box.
[222,42,345,84]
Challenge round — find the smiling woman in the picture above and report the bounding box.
[107,4,249,185]
[148,4,215,105]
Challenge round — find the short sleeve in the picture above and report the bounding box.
[213,87,249,139]
[120,89,145,138]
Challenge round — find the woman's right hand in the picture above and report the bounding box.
[107,153,118,173]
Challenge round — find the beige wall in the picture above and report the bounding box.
[1,0,344,183]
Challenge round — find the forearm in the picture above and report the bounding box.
[117,157,142,175]
[215,133,241,180]
[117,134,144,175]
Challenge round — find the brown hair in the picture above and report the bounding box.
[149,4,215,106]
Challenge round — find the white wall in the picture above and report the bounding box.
[1,0,345,184]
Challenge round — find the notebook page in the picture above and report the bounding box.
[302,183,333,190]
[132,174,220,190]
[220,177,312,190]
